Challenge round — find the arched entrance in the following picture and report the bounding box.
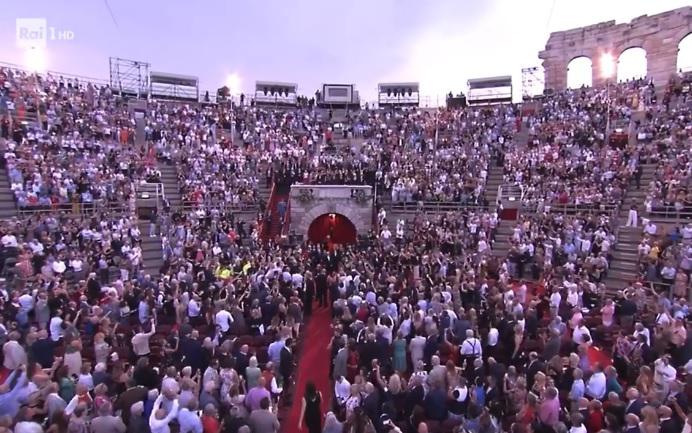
[308,213,357,246]
[617,47,647,82]
[679,33,692,72]
[567,56,593,89]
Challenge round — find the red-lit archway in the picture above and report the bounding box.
[307,213,357,245]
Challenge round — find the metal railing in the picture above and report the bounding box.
[497,183,524,204]
[180,200,259,214]
[16,199,132,217]
[536,202,620,217]
[646,206,692,221]
[388,201,491,214]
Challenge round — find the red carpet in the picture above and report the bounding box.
[261,188,289,243]
[284,303,333,433]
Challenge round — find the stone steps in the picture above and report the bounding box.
[0,168,17,220]
[157,163,183,209]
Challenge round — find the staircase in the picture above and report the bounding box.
[492,223,514,257]
[258,184,272,203]
[483,165,504,206]
[624,162,657,211]
[260,186,289,243]
[158,164,183,211]
[513,121,531,149]
[0,168,17,220]
[604,227,641,293]
[602,162,657,292]
[138,221,164,276]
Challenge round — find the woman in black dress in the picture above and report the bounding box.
[298,381,322,433]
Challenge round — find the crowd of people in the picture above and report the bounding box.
[0,68,159,210]
[505,83,648,208]
[0,61,688,433]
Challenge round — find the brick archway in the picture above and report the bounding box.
[296,200,368,239]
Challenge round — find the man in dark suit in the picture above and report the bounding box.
[315,269,328,307]
[524,308,539,339]
[279,338,294,384]
[234,344,251,379]
[658,405,678,433]
[604,392,626,426]
[404,376,425,415]
[624,388,645,418]
[179,330,204,373]
[332,341,348,380]
[362,383,382,430]
[525,352,545,391]
[623,413,642,433]
[485,376,500,403]
[487,357,506,388]
[542,329,562,362]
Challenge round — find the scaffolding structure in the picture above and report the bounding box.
[521,66,545,99]
[109,57,150,98]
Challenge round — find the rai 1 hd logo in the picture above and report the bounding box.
[16,18,75,49]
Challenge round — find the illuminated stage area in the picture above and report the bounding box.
[307,213,357,246]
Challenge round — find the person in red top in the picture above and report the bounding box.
[585,399,605,433]
[201,404,221,433]
[346,340,359,383]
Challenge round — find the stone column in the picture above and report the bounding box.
[646,38,679,87]
[542,57,567,92]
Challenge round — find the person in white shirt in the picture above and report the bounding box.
[188,295,201,322]
[633,322,651,346]
[549,288,562,311]
[0,234,17,248]
[132,321,157,357]
[644,221,657,236]
[51,259,66,274]
[572,321,592,345]
[69,258,83,273]
[291,272,304,289]
[626,205,638,227]
[49,313,64,342]
[585,364,606,399]
[653,356,677,396]
[334,376,351,405]
[380,227,392,243]
[149,393,179,433]
[460,330,482,358]
[215,307,233,334]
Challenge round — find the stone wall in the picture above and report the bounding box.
[539,7,691,90]
[289,185,373,237]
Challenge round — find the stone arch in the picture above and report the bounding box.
[307,213,357,244]
[678,32,692,72]
[297,200,368,239]
[617,47,647,82]
[567,56,593,88]
[539,6,692,91]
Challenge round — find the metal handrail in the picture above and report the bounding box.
[16,199,133,216]
[180,200,259,213]
[388,201,491,214]
[646,206,692,221]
